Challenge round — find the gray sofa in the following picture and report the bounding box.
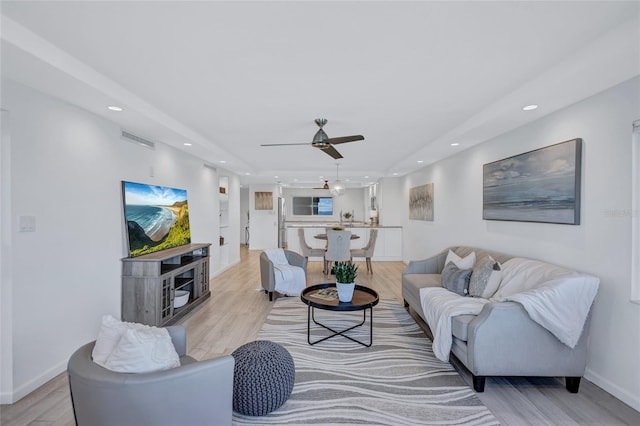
[402,246,594,393]
[67,325,235,426]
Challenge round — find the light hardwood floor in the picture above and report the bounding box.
[2,246,639,425]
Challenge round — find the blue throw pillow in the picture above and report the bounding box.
[441,261,472,296]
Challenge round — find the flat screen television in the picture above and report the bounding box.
[122,181,191,257]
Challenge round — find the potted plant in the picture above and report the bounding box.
[334,262,358,302]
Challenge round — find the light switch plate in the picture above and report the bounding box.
[19,215,36,232]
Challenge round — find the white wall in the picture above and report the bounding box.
[377,177,404,226]
[402,76,640,411]
[1,109,14,399]
[0,80,230,403]
[240,187,249,245]
[248,184,279,250]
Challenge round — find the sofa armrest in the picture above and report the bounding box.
[465,302,589,377]
[166,325,187,357]
[402,250,448,275]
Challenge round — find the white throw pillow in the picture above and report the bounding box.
[103,327,180,373]
[92,315,149,365]
[444,250,476,270]
[468,256,503,298]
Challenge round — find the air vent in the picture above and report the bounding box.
[121,130,155,149]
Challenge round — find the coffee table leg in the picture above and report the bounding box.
[307,306,373,347]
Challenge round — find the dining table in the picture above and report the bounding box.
[313,233,360,240]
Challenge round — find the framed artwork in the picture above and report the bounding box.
[483,138,582,224]
[409,183,434,221]
[255,192,274,210]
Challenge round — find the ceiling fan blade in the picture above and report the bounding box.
[260,143,310,147]
[326,135,364,145]
[322,145,343,159]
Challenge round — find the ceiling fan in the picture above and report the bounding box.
[313,180,330,190]
[261,118,364,159]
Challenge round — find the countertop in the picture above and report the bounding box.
[285,222,402,229]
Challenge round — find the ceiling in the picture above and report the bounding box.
[1,1,638,188]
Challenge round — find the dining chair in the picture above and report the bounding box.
[324,230,352,274]
[298,228,325,260]
[351,229,378,274]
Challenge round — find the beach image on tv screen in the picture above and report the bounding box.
[122,181,191,257]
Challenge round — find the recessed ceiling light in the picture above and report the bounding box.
[417,160,424,163]
[183,142,192,146]
[345,179,350,182]
[522,104,538,111]
[319,176,324,179]
[245,172,250,175]
[293,178,298,182]
[451,143,460,147]
[392,173,398,176]
[107,106,123,112]
[274,175,279,178]
[219,160,226,164]
[364,176,369,179]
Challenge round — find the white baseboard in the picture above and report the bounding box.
[1,359,67,404]
[585,367,640,412]
[211,259,240,277]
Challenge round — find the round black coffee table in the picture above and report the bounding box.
[301,283,379,347]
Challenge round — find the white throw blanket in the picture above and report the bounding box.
[420,258,599,361]
[264,248,306,296]
[505,275,599,348]
[419,287,489,361]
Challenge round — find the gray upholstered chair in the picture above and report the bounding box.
[260,250,308,301]
[298,228,325,260]
[351,229,378,273]
[67,325,234,426]
[324,230,352,274]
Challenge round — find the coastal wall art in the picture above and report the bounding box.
[483,138,582,224]
[409,183,434,221]
[122,181,191,257]
[255,191,274,210]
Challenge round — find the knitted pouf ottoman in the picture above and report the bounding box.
[231,340,295,416]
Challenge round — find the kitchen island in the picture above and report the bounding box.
[286,223,402,261]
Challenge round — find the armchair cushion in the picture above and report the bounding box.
[92,314,180,373]
[103,327,180,373]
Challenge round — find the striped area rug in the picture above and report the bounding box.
[233,298,498,426]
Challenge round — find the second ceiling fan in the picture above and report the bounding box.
[261,118,364,159]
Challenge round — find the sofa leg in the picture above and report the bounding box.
[472,375,485,392]
[268,291,273,302]
[566,377,581,393]
[403,299,409,308]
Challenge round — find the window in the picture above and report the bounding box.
[632,119,640,303]
[292,197,333,216]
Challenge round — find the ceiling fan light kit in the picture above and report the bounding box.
[330,180,345,196]
[330,163,346,196]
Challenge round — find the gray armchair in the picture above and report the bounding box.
[67,325,234,426]
[260,250,307,301]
